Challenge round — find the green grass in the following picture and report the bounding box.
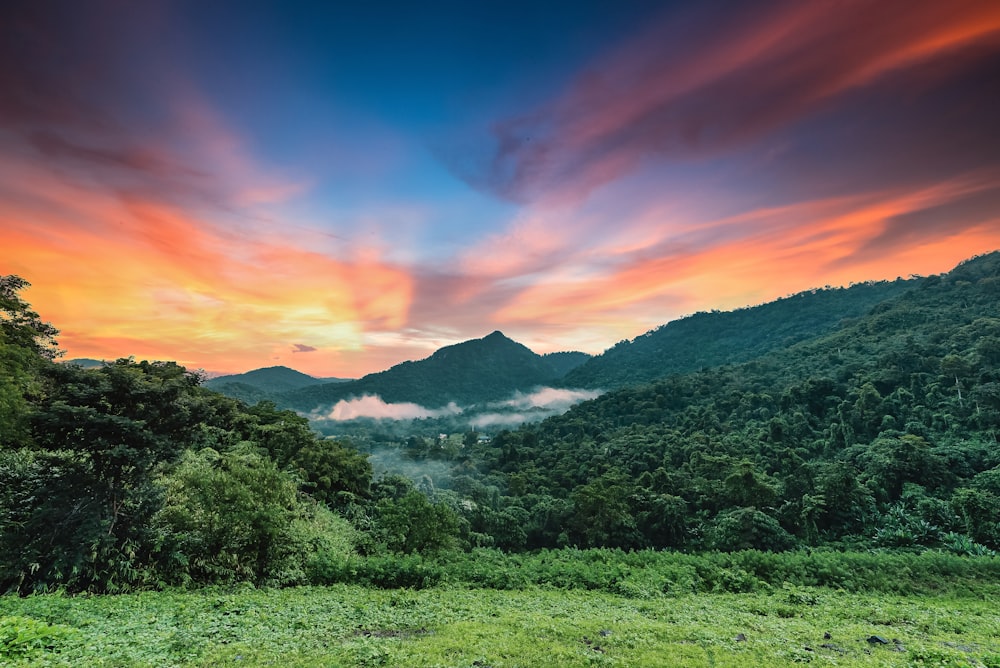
[3,585,1000,667]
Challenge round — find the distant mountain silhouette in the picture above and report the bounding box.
[274,331,589,411]
[62,358,105,369]
[204,365,350,396]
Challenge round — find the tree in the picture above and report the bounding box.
[0,447,157,593]
[710,507,797,552]
[570,471,641,548]
[154,446,329,586]
[723,460,779,509]
[852,435,947,502]
[0,276,59,360]
[0,336,35,447]
[292,438,372,507]
[375,489,461,554]
[0,275,59,448]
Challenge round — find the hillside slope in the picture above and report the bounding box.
[451,252,1000,551]
[562,279,914,390]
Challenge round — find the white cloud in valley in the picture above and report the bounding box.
[500,387,603,411]
[470,387,603,429]
[469,412,533,428]
[323,395,462,421]
[316,387,601,426]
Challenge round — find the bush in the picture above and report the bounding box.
[154,446,351,587]
[709,508,797,552]
[309,547,1000,596]
[0,616,76,661]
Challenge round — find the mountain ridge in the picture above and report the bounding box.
[204,365,351,392]
[560,278,915,390]
[276,331,590,411]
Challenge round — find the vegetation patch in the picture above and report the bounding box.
[1,585,999,667]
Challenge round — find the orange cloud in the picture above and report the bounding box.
[0,148,414,377]
[492,171,1000,338]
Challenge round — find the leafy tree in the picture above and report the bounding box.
[0,276,58,448]
[0,448,157,593]
[292,438,372,507]
[849,435,947,502]
[709,508,797,552]
[951,488,1000,549]
[375,489,461,554]
[723,460,779,509]
[154,446,341,586]
[569,471,641,548]
[243,401,320,469]
[0,276,59,360]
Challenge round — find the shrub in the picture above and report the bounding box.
[154,446,346,587]
[0,616,76,661]
[709,508,797,552]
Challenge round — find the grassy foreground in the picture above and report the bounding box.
[3,585,1000,667]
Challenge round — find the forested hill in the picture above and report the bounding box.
[561,278,914,390]
[453,252,1000,551]
[206,365,343,392]
[203,365,351,404]
[277,331,590,411]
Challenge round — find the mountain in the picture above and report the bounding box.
[204,365,347,394]
[277,331,580,411]
[62,358,105,368]
[542,351,591,377]
[203,365,353,404]
[447,251,1000,551]
[561,278,914,390]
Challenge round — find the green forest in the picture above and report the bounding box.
[2,253,1000,598]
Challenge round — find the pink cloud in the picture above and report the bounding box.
[457,0,1000,205]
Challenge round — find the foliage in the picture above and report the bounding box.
[0,276,59,448]
[291,437,372,506]
[155,446,320,586]
[709,508,797,552]
[0,278,372,592]
[373,489,462,555]
[0,275,59,361]
[561,278,912,390]
[415,252,1000,554]
[0,615,76,661]
[2,576,1000,667]
[309,547,1000,597]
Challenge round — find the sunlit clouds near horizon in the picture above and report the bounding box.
[3,0,1000,377]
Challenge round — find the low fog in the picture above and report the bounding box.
[313,386,603,429]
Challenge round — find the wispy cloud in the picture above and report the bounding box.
[4,0,1000,379]
[468,386,603,429]
[454,0,1000,205]
[312,387,599,427]
[469,412,534,429]
[322,395,462,421]
[500,387,603,411]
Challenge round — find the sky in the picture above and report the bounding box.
[2,0,1000,378]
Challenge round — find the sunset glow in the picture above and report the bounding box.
[3,0,999,377]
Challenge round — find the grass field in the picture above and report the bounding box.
[3,584,1000,667]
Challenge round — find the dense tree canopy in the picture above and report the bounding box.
[340,253,1000,556]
